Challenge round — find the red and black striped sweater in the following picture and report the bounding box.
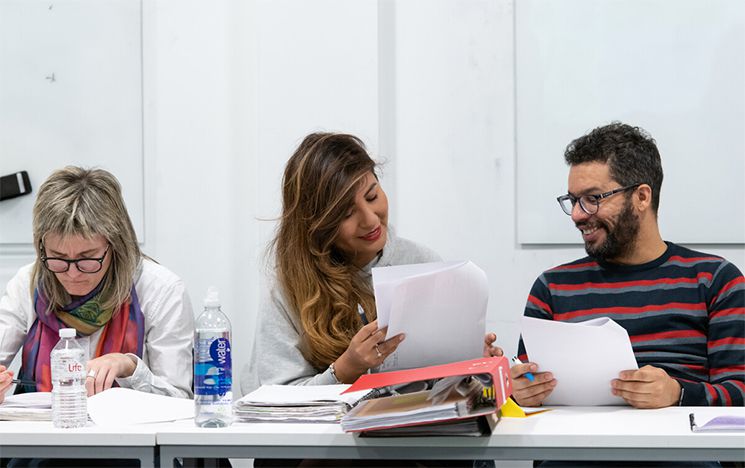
[517,242,745,406]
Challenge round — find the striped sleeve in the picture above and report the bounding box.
[679,261,745,406]
[516,274,553,361]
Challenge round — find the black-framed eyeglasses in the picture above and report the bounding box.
[556,183,641,216]
[40,243,110,274]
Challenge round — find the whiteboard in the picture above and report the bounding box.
[516,0,745,244]
[0,0,143,244]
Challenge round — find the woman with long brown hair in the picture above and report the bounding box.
[242,133,501,392]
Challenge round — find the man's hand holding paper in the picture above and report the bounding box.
[518,316,639,406]
[612,365,682,409]
[510,361,556,407]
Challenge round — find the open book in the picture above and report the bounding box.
[372,260,488,372]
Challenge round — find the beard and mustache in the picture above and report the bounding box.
[578,197,640,262]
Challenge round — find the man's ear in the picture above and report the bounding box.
[635,184,653,212]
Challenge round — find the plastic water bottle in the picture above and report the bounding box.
[194,286,233,427]
[51,328,87,428]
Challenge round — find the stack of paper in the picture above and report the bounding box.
[342,390,464,431]
[341,385,497,436]
[342,356,511,435]
[0,392,52,421]
[359,415,496,437]
[235,385,368,423]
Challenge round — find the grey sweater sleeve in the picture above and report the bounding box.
[240,284,336,395]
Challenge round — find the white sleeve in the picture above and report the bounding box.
[116,274,194,398]
[0,266,34,368]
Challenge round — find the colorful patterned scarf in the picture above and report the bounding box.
[17,283,145,393]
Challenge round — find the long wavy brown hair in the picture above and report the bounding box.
[274,133,380,369]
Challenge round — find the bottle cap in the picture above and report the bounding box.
[59,328,76,338]
[204,286,220,307]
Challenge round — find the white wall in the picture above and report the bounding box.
[143,0,745,376]
[1,0,743,392]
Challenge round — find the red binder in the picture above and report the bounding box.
[341,356,512,435]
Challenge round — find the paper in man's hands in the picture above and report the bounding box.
[520,316,638,405]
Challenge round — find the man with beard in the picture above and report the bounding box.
[511,122,744,409]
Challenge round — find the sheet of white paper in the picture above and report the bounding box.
[1,391,51,408]
[372,261,460,327]
[236,384,368,407]
[87,387,193,426]
[373,260,488,371]
[520,316,639,406]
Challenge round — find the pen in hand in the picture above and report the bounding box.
[357,304,368,325]
[511,356,535,382]
[10,379,36,386]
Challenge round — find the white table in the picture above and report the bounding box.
[155,406,745,468]
[0,421,157,467]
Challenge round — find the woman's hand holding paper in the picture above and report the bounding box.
[334,320,404,384]
[483,332,504,357]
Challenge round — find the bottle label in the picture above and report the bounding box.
[195,337,232,396]
[51,349,86,384]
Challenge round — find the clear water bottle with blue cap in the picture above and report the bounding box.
[194,286,233,427]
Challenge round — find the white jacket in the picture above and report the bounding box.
[0,259,194,398]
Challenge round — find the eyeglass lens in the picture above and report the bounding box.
[44,258,103,273]
[559,195,598,215]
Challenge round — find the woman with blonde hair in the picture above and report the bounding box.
[242,133,502,392]
[0,166,194,403]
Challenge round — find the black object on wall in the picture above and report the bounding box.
[0,171,32,201]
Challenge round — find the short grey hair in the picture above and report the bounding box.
[31,166,141,312]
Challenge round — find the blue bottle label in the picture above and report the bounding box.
[195,337,232,396]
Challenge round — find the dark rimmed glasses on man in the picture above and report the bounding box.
[556,183,641,216]
[40,243,110,273]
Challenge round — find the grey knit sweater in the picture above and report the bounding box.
[240,231,440,395]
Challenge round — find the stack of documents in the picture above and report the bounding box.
[235,385,368,423]
[359,415,497,437]
[341,387,493,434]
[341,356,511,436]
[0,392,52,421]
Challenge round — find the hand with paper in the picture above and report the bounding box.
[510,359,556,408]
[612,365,682,409]
[517,316,639,406]
[333,320,405,383]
